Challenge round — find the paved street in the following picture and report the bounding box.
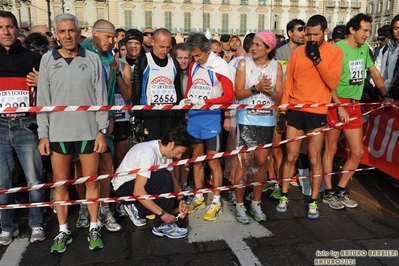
[1,171,399,266]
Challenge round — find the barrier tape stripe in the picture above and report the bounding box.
[0,166,376,210]
[0,102,386,114]
[0,106,383,197]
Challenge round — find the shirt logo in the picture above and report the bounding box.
[53,62,62,70]
[79,63,88,71]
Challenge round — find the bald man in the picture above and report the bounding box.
[30,25,56,48]
[132,28,184,143]
[80,19,126,232]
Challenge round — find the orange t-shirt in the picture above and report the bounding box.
[282,41,343,114]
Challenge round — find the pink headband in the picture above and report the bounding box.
[255,30,276,50]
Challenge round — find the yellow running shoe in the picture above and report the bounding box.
[187,197,206,213]
[203,202,222,221]
[145,214,155,220]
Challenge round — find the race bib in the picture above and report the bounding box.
[188,84,212,101]
[0,90,30,108]
[247,92,273,116]
[114,93,129,122]
[150,84,177,104]
[349,59,364,85]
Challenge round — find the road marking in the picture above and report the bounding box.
[188,196,274,266]
[0,238,30,266]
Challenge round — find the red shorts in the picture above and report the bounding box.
[327,98,362,129]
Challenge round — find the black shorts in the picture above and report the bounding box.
[286,110,326,131]
[189,134,221,151]
[50,140,95,155]
[113,121,131,142]
[238,124,275,148]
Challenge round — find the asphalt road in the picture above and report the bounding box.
[1,173,399,266]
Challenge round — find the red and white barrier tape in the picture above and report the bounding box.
[0,166,377,210]
[0,106,382,197]
[0,102,386,114]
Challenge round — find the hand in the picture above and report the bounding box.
[160,212,176,224]
[277,112,287,130]
[38,138,51,156]
[178,200,188,219]
[94,133,107,153]
[382,97,394,107]
[26,67,39,87]
[223,116,231,131]
[337,107,349,124]
[179,98,192,106]
[190,98,205,105]
[257,74,273,95]
[305,42,321,65]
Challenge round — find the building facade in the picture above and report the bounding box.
[366,0,398,41]
[2,0,367,39]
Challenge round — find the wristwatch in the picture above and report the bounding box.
[116,71,122,77]
[382,93,390,99]
[158,209,166,217]
[99,128,108,135]
[250,85,258,95]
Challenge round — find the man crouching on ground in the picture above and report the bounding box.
[112,127,189,238]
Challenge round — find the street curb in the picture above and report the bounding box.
[348,176,399,231]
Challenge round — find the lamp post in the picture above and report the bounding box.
[46,0,51,29]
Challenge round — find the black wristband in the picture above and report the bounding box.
[382,93,390,99]
[116,71,122,77]
[158,209,166,217]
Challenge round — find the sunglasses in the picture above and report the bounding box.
[142,32,154,37]
[377,37,387,42]
[291,26,305,32]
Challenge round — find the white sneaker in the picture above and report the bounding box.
[30,227,46,243]
[0,227,19,246]
[152,223,188,239]
[124,204,147,227]
[98,210,122,232]
[76,206,89,228]
[235,205,250,224]
[250,202,267,222]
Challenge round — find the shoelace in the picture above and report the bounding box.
[54,232,67,243]
[237,205,247,216]
[90,229,101,240]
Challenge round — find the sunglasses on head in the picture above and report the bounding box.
[377,37,387,42]
[291,26,305,32]
[142,32,154,37]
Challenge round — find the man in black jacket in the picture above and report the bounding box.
[0,10,46,246]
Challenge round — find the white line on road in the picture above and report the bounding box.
[0,237,30,266]
[188,195,274,266]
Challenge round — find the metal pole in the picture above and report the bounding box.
[46,0,51,29]
[61,0,65,13]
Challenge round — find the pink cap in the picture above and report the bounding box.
[255,30,277,50]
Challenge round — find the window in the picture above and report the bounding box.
[165,11,172,30]
[240,14,247,32]
[258,14,265,31]
[145,11,152,27]
[97,8,105,20]
[222,13,229,32]
[184,12,191,30]
[124,10,132,28]
[76,7,84,22]
[203,13,210,30]
[203,0,211,4]
[54,6,62,16]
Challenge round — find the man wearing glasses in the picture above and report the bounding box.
[276,19,306,61]
[141,27,154,54]
[373,25,390,62]
[29,25,56,48]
